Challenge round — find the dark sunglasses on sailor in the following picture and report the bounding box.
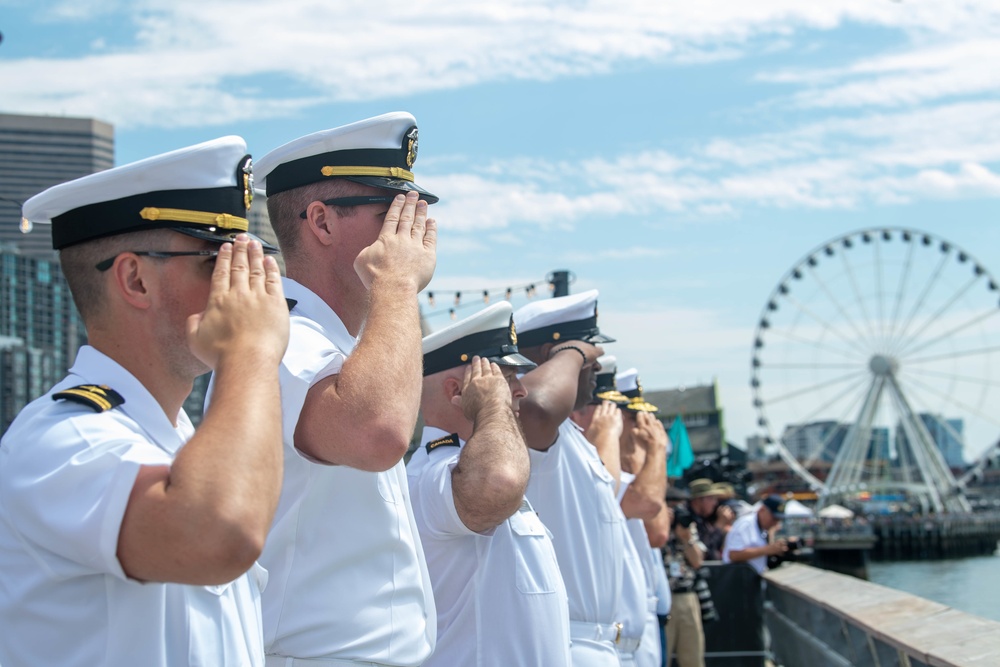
[94,247,277,272]
[298,196,396,219]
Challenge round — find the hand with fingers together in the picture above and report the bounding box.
[354,191,437,293]
[452,356,514,424]
[585,400,624,445]
[187,233,289,371]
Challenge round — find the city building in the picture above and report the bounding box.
[0,113,114,258]
[895,413,965,470]
[0,112,113,433]
[645,381,725,456]
[0,251,87,432]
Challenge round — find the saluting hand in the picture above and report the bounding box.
[354,191,437,293]
[452,356,513,424]
[633,411,668,453]
[585,400,623,444]
[187,234,289,370]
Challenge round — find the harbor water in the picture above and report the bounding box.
[867,550,1000,622]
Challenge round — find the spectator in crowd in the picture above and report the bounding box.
[688,479,729,560]
[662,499,708,667]
[723,495,790,575]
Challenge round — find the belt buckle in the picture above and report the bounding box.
[614,622,623,644]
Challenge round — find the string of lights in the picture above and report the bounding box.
[421,272,571,321]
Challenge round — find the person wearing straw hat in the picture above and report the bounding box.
[687,478,727,561]
[613,368,670,667]
[408,302,571,667]
[513,290,626,667]
[0,137,289,666]
[249,112,437,667]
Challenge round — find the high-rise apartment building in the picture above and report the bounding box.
[0,112,113,433]
[0,113,114,257]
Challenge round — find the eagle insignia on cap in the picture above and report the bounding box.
[52,384,125,412]
[405,127,419,168]
[509,318,518,346]
[239,155,254,211]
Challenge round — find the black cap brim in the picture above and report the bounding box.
[488,351,537,372]
[174,227,279,253]
[345,176,439,204]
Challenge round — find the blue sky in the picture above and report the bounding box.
[3,1,1000,461]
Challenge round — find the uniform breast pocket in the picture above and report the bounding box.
[376,469,400,504]
[509,510,559,594]
[586,457,619,523]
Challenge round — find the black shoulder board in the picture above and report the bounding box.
[52,384,125,413]
[426,433,460,452]
[286,298,298,312]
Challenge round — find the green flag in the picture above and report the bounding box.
[667,415,695,478]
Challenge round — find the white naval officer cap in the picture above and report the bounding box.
[615,367,658,413]
[592,354,629,405]
[21,136,273,252]
[512,289,615,348]
[254,111,438,203]
[422,302,537,376]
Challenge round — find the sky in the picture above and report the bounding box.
[3,0,1000,462]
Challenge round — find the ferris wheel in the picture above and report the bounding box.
[750,228,1000,513]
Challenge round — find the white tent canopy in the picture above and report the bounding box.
[817,504,854,519]
[782,498,813,517]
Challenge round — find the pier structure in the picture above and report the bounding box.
[764,563,1000,667]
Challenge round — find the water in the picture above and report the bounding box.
[867,552,1000,622]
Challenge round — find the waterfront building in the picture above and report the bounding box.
[645,381,725,455]
[894,413,965,470]
[0,250,87,432]
[0,112,114,433]
[0,113,114,258]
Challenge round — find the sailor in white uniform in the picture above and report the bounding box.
[513,291,626,667]
[614,369,671,667]
[250,113,437,667]
[571,361,665,667]
[0,138,288,666]
[407,302,572,667]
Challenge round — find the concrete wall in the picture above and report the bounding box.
[764,564,1000,667]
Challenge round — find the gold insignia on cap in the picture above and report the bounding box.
[552,332,561,340]
[405,127,419,168]
[460,353,469,362]
[509,319,518,346]
[240,156,254,211]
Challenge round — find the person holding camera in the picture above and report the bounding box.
[662,500,711,667]
[722,495,789,575]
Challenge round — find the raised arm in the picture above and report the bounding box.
[584,401,623,488]
[451,358,530,533]
[295,192,437,470]
[519,341,603,451]
[118,236,289,585]
[621,412,668,521]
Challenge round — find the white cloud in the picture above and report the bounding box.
[5,0,1000,127]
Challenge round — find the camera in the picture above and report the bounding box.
[767,536,810,570]
[671,505,695,530]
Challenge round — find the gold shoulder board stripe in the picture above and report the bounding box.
[426,433,460,452]
[52,384,125,413]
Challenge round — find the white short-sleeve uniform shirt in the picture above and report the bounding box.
[407,427,571,667]
[261,279,435,663]
[0,346,266,667]
[722,511,769,574]
[525,420,625,666]
[616,473,664,667]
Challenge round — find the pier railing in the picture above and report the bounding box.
[763,563,1000,667]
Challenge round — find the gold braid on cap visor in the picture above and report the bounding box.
[139,207,249,232]
[320,165,415,180]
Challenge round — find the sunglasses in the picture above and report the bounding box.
[298,196,396,219]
